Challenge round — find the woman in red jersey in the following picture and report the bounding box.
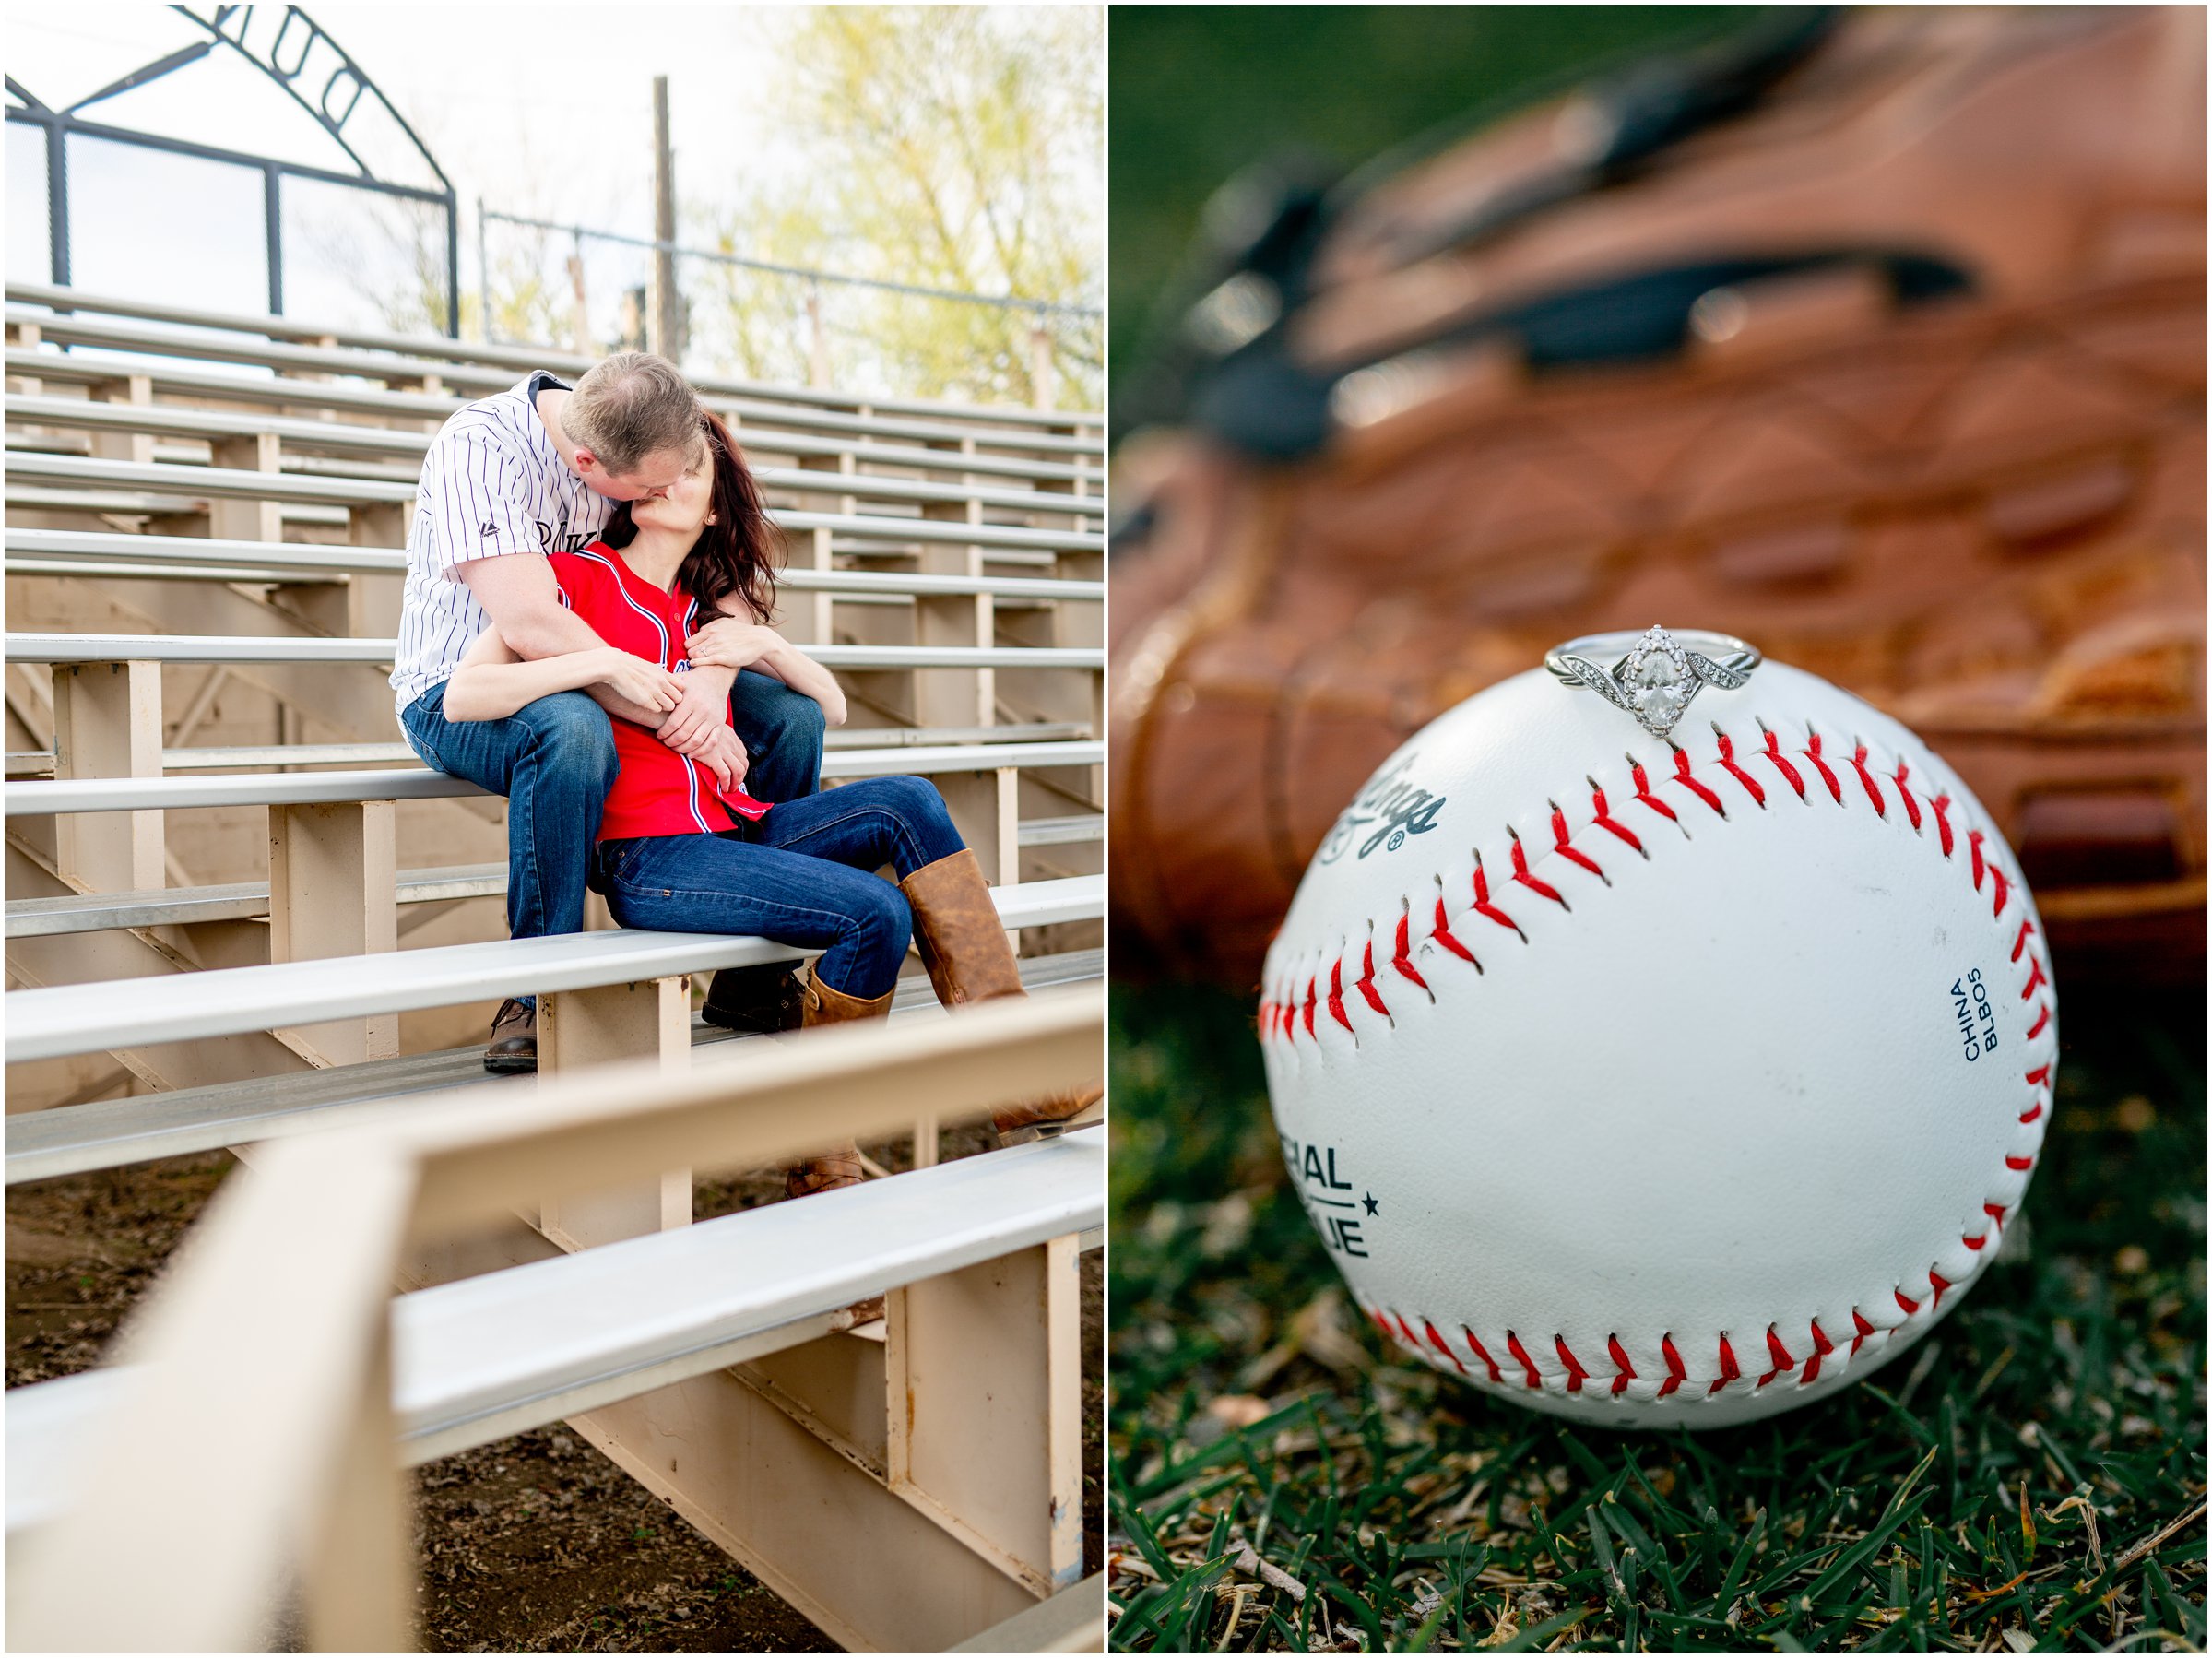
[442,409,1094,1214]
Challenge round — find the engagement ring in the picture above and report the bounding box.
[1544,624,1761,738]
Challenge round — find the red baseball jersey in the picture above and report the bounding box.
[547,542,772,842]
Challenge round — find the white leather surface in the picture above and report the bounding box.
[1260,661,2058,1428]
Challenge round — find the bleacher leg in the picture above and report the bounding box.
[888,1232,1085,1593]
[536,976,692,1249]
[267,801,399,1065]
[53,661,164,894]
[89,374,155,466]
[208,432,282,544]
[346,503,408,639]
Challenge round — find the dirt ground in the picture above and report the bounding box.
[7,1132,1104,1653]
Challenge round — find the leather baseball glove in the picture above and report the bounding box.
[1110,5,2206,988]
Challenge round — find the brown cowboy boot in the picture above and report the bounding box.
[898,848,1104,1144]
[784,971,895,1327]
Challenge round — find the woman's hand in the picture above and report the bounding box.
[597,647,686,715]
[684,617,787,671]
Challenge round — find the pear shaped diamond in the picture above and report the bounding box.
[1617,626,1697,736]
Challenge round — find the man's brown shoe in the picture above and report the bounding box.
[484,997,537,1074]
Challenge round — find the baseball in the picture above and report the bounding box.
[1258,631,2058,1428]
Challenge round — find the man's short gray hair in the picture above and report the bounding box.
[560,352,702,474]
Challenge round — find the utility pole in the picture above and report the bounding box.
[650,75,681,361]
[1029,314,1055,409]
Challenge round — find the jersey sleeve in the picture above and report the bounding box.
[415,429,546,582]
[544,550,592,613]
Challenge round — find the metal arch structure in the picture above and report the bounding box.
[5,6,459,335]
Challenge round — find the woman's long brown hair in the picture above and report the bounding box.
[602,408,783,622]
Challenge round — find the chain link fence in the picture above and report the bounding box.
[479,207,1101,410]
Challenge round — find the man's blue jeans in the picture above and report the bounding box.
[399,669,826,1004]
[589,776,965,999]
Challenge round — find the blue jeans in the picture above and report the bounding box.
[399,669,827,1005]
[589,776,965,999]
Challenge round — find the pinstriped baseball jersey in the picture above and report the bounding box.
[391,372,612,716]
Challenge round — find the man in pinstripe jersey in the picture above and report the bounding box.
[393,354,824,1071]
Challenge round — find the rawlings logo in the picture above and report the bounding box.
[1318,752,1447,863]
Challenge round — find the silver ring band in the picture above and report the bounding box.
[1545,624,1761,738]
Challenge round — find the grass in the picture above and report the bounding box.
[1106,979,2206,1652]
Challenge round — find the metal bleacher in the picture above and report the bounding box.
[2,282,1106,1652]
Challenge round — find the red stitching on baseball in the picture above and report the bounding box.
[1671,744,1726,815]
[2011,918,2035,963]
[1850,742,1887,816]
[1805,1320,1834,1390]
[1326,958,1353,1032]
[1463,1326,1504,1384]
[1851,1310,1874,1356]
[1508,830,1568,908]
[1709,1333,1742,1395]
[1761,725,1807,799]
[2024,1062,2052,1088]
[1969,829,1988,892]
[1930,793,1956,857]
[1658,1335,1686,1398]
[1551,803,1607,879]
[1765,1328,1795,1380]
[2020,958,2048,1000]
[1894,1288,1919,1315]
[1606,1335,1636,1395]
[1424,1318,1463,1372]
[1356,940,1390,1018]
[2006,1154,2033,1170]
[1892,759,1922,831]
[1430,895,1477,966]
[1628,760,1679,824]
[1962,1231,1987,1251]
[1802,733,1844,803]
[1929,1271,1952,1307]
[2025,1004,2050,1040]
[1470,859,1521,937]
[1588,780,1646,854]
[1555,1335,1591,1392]
[1712,729,1767,807]
[1392,910,1430,991]
[1301,977,1318,1039]
[1505,1331,1543,1389]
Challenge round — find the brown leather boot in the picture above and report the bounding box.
[784,972,894,1328]
[899,849,1104,1143]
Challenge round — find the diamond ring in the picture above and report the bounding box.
[1544,625,1761,739]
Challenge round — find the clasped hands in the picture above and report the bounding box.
[612,617,793,794]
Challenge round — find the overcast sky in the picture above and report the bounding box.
[6,3,1094,346]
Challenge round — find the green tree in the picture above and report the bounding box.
[698,6,1102,409]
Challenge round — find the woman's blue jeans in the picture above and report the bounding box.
[589,776,965,999]
[399,669,826,1006]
